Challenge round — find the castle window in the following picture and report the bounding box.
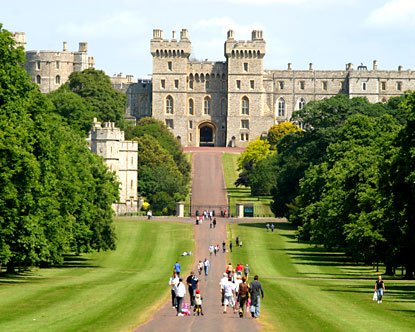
[236,80,241,90]
[189,78,193,89]
[174,79,179,89]
[36,75,41,84]
[362,82,367,91]
[36,61,41,70]
[206,80,210,89]
[241,119,249,129]
[241,133,249,141]
[300,81,305,90]
[189,133,192,141]
[397,81,402,91]
[241,96,249,115]
[55,75,61,84]
[56,61,60,69]
[278,98,286,117]
[381,81,386,90]
[298,97,306,110]
[204,97,211,115]
[322,81,328,91]
[161,79,165,89]
[189,120,193,129]
[165,119,174,129]
[188,99,194,115]
[279,81,284,90]
[243,62,248,72]
[166,95,173,114]
[250,80,255,90]
[168,61,172,71]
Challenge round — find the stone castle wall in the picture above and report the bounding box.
[125,28,415,148]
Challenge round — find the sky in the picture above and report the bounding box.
[2,0,415,80]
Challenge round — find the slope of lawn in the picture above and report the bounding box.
[0,219,194,332]
[222,153,273,217]
[228,222,415,332]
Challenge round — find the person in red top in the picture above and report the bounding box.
[235,263,244,276]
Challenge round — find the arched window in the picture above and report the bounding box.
[278,98,285,117]
[166,95,173,114]
[188,98,194,115]
[241,96,249,115]
[189,74,194,89]
[55,75,61,84]
[298,97,306,110]
[36,75,41,84]
[204,96,211,115]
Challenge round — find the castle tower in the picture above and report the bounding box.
[224,30,270,146]
[89,119,138,215]
[150,29,191,140]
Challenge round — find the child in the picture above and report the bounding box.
[194,289,204,316]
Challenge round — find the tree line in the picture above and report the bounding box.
[238,93,415,278]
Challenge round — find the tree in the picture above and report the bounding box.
[268,122,302,149]
[235,138,272,189]
[65,68,127,131]
[0,25,118,272]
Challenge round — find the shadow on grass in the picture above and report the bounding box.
[61,254,98,269]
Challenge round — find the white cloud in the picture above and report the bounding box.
[201,0,357,6]
[57,11,146,39]
[366,0,415,28]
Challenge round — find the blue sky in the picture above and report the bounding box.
[2,0,415,79]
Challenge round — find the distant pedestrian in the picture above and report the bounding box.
[266,223,270,232]
[194,289,204,316]
[244,264,250,278]
[204,258,210,276]
[197,260,203,276]
[249,275,264,318]
[209,245,214,256]
[174,261,181,276]
[219,272,228,306]
[375,275,385,304]
[147,210,152,220]
[169,271,179,308]
[229,241,233,253]
[223,276,236,313]
[214,244,219,256]
[213,218,217,228]
[174,278,186,316]
[222,241,226,253]
[236,236,239,246]
[271,223,275,232]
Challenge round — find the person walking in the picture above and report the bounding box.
[249,275,264,318]
[197,260,204,276]
[203,258,210,276]
[174,261,181,276]
[222,241,226,253]
[194,289,204,316]
[222,276,236,314]
[238,276,249,318]
[186,271,199,307]
[219,272,228,306]
[375,275,385,304]
[169,271,179,308]
[244,264,250,278]
[213,218,217,228]
[271,223,275,232]
[229,241,233,253]
[174,278,186,316]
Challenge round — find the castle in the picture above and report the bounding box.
[125,29,415,147]
[19,29,415,148]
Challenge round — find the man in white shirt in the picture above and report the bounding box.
[222,277,236,313]
[169,272,179,308]
[219,272,228,306]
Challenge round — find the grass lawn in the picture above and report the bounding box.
[222,153,273,217]
[0,219,194,332]
[227,222,415,332]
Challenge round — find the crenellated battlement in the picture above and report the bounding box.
[150,28,191,58]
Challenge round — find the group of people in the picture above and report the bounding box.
[169,265,205,317]
[219,263,264,318]
[265,223,275,232]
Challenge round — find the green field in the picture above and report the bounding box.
[222,153,273,217]
[227,222,415,332]
[0,219,194,332]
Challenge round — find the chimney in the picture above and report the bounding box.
[180,29,189,40]
[398,65,403,71]
[309,63,313,71]
[373,60,378,71]
[63,41,68,51]
[172,30,176,41]
[288,63,292,70]
[227,30,234,40]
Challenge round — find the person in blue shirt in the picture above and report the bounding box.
[174,261,181,276]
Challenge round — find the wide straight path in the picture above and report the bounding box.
[136,148,259,332]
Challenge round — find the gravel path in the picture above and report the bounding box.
[135,149,259,332]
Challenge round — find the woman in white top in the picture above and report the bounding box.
[169,272,179,308]
[174,278,187,316]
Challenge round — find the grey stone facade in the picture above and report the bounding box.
[125,29,415,147]
[25,38,95,93]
